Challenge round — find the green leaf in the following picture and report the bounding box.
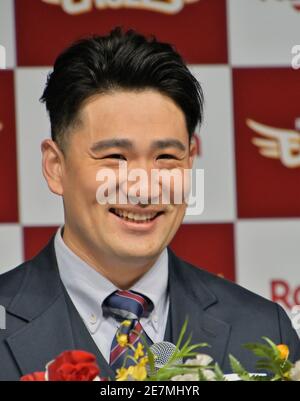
[175,318,188,349]
[244,343,275,359]
[262,337,280,356]
[255,361,274,371]
[229,355,252,381]
[214,363,225,381]
[198,368,209,381]
[155,367,194,381]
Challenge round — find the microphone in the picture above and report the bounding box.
[148,341,183,372]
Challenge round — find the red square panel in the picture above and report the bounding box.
[233,68,300,218]
[0,71,18,223]
[169,223,235,281]
[23,226,59,261]
[15,0,227,66]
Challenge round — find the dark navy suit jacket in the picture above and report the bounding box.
[0,237,299,380]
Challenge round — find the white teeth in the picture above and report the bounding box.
[113,208,158,221]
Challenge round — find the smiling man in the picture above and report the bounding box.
[0,27,299,381]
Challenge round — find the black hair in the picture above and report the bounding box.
[40,26,204,149]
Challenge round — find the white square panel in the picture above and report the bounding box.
[0,224,23,274]
[236,219,300,320]
[228,0,300,66]
[0,0,16,68]
[15,68,64,225]
[184,65,236,223]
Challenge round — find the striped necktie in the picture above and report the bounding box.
[102,290,154,370]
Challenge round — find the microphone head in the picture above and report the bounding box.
[149,341,183,371]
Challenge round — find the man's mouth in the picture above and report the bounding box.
[109,207,164,223]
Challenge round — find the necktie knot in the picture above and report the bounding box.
[102,290,153,322]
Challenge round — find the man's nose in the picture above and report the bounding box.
[129,167,158,205]
[120,161,161,205]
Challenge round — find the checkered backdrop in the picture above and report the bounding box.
[1,0,300,324]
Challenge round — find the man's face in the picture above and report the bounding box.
[44,90,196,265]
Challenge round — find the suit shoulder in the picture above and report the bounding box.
[0,261,31,308]
[180,256,277,313]
[0,237,55,308]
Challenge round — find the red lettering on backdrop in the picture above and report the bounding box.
[271,280,300,310]
[294,287,300,306]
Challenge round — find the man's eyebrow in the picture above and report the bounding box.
[151,139,186,152]
[89,138,186,153]
[89,139,133,153]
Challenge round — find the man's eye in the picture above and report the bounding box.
[157,154,177,160]
[103,154,126,160]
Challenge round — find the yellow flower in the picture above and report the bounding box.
[277,344,289,360]
[139,356,149,367]
[116,367,130,381]
[120,320,131,327]
[134,343,144,360]
[130,364,147,381]
[116,359,149,381]
[117,333,129,347]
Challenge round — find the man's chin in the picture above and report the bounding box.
[113,245,162,261]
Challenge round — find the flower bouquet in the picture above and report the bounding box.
[20,319,300,381]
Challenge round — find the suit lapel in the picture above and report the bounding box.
[5,238,113,378]
[165,247,231,368]
[6,292,75,376]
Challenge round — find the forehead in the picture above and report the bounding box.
[77,90,188,144]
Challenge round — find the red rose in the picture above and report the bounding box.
[47,350,100,381]
[20,372,46,381]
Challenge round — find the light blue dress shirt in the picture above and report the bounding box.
[54,227,169,363]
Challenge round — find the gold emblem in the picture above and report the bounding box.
[247,118,300,168]
[42,0,200,15]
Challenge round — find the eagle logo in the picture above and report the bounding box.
[246,118,300,169]
[42,0,200,14]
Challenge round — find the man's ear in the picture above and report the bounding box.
[188,135,198,169]
[41,139,65,196]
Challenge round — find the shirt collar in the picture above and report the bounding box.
[54,226,168,334]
